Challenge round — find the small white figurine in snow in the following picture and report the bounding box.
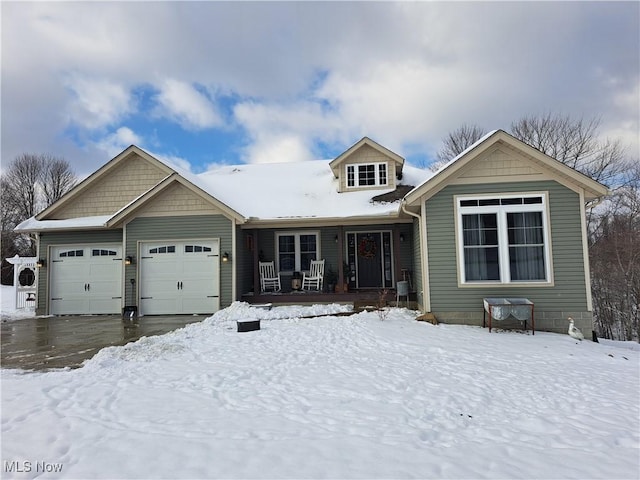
[568,317,584,341]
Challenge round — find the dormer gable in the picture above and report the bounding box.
[329,137,405,193]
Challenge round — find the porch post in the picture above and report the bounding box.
[393,225,402,287]
[337,225,345,292]
[253,229,260,294]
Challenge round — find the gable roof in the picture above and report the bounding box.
[17,143,432,233]
[23,145,245,230]
[104,173,246,226]
[35,145,174,220]
[329,137,405,178]
[404,130,609,206]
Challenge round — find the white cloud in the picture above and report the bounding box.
[63,74,134,130]
[152,153,195,174]
[241,134,314,165]
[232,61,502,163]
[154,79,222,131]
[95,127,142,158]
[1,1,638,172]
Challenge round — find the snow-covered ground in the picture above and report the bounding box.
[0,285,36,322]
[2,302,639,479]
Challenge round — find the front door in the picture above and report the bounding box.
[347,232,394,289]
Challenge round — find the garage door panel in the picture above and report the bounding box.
[140,240,220,315]
[50,245,122,315]
[143,278,180,297]
[141,297,177,315]
[89,297,122,314]
[51,298,88,315]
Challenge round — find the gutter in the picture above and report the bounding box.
[401,199,430,312]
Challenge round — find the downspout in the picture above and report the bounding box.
[231,218,237,303]
[35,232,41,315]
[401,199,431,312]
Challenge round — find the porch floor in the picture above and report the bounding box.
[242,289,417,309]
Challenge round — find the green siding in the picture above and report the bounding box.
[412,218,423,310]
[426,181,588,314]
[125,215,233,308]
[240,224,414,293]
[37,230,123,314]
[236,228,253,295]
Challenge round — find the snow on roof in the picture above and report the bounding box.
[15,215,112,232]
[15,156,434,233]
[190,160,433,221]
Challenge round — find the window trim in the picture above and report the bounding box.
[275,231,320,273]
[346,162,389,188]
[454,193,554,287]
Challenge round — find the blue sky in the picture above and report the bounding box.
[2,2,638,177]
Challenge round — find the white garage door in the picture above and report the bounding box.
[50,245,123,315]
[139,240,220,315]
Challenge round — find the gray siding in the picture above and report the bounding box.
[37,230,123,314]
[125,215,233,308]
[425,180,591,334]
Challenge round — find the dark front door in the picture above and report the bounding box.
[346,231,394,289]
[356,233,382,288]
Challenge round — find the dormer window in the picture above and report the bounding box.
[346,163,388,188]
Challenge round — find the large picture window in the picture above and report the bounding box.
[457,194,551,284]
[346,163,388,188]
[276,232,320,272]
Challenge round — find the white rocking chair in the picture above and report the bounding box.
[302,259,325,291]
[259,261,281,292]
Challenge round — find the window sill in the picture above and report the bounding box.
[458,280,554,288]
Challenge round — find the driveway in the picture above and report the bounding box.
[1,315,207,371]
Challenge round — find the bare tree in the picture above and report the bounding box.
[589,164,640,341]
[510,113,629,187]
[2,153,44,221]
[0,153,77,283]
[433,124,487,170]
[41,156,77,207]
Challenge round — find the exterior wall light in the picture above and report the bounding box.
[399,233,405,242]
[36,258,46,268]
[222,252,230,262]
[125,256,134,265]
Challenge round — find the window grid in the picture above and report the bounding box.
[379,164,387,185]
[346,162,389,188]
[185,245,212,253]
[347,165,355,187]
[60,250,83,258]
[276,232,320,273]
[149,246,176,254]
[92,249,117,256]
[457,195,549,284]
[358,164,376,186]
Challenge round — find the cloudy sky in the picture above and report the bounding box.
[2,1,638,176]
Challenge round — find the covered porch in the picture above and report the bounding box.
[237,222,418,307]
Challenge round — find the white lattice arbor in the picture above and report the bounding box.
[5,255,37,310]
